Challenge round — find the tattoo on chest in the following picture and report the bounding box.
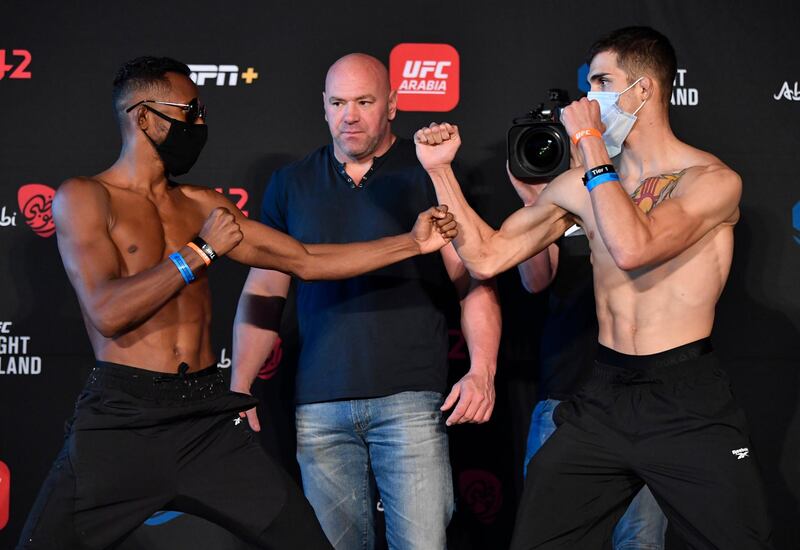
[629,169,687,213]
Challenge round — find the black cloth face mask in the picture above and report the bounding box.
[143,106,208,176]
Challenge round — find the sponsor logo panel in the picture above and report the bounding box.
[0,321,43,375]
[189,65,259,86]
[17,183,56,238]
[774,81,800,101]
[390,44,459,112]
[0,49,32,80]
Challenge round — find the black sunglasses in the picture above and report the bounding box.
[125,97,207,124]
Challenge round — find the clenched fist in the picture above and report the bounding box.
[412,205,458,254]
[199,207,243,256]
[414,122,461,172]
[560,97,604,142]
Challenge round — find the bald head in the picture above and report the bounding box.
[325,53,391,96]
[323,53,397,162]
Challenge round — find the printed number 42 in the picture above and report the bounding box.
[0,50,32,80]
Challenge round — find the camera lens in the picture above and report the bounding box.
[518,127,564,174]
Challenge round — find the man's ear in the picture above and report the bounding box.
[388,89,398,121]
[136,105,151,131]
[637,75,654,102]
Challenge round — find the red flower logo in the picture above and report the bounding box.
[458,469,502,525]
[18,183,56,238]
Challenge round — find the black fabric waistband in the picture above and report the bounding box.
[88,360,226,402]
[591,338,716,386]
[596,338,712,370]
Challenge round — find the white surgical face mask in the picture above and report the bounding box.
[587,77,647,157]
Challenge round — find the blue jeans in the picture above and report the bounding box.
[525,399,668,550]
[296,391,454,550]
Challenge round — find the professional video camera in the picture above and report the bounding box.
[507,89,572,180]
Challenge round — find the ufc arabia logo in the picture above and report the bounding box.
[402,60,452,82]
[390,44,459,112]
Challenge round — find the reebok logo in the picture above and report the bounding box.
[732,447,749,460]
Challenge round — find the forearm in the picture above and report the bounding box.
[234,219,423,281]
[231,268,289,392]
[87,246,206,337]
[460,278,501,377]
[580,139,649,268]
[231,296,282,393]
[297,233,421,280]
[517,244,557,293]
[426,165,501,272]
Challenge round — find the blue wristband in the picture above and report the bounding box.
[169,252,196,284]
[586,172,620,192]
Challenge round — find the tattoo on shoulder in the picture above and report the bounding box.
[630,169,688,213]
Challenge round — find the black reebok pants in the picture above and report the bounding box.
[17,361,333,550]
[510,339,773,550]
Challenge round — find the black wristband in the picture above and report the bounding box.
[583,164,615,185]
[192,236,217,262]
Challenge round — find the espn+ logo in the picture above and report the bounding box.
[390,44,459,112]
[188,65,259,86]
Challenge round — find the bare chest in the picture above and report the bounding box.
[106,191,205,275]
[570,170,688,265]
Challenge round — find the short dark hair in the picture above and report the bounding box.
[112,56,191,118]
[587,26,677,106]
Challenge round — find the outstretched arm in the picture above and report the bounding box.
[196,189,458,280]
[561,98,741,271]
[414,123,572,280]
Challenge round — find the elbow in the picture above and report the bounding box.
[462,242,504,281]
[291,260,314,283]
[470,269,495,282]
[610,247,645,272]
[89,307,127,339]
[292,262,312,283]
[93,319,122,339]
[467,261,499,282]
[527,279,551,294]
[520,279,535,294]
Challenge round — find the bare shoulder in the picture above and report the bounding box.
[673,149,741,224]
[676,150,741,197]
[54,176,111,216]
[178,183,231,211]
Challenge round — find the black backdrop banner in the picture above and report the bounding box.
[2,1,799,548]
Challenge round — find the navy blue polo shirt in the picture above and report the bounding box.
[261,138,452,404]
